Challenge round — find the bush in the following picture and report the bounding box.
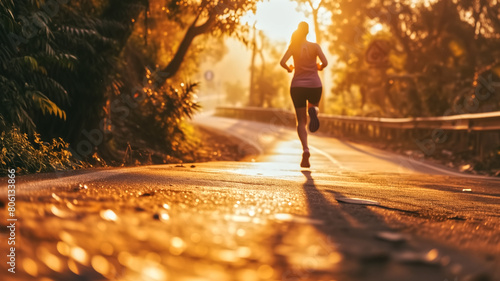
[0,128,84,176]
[109,81,201,165]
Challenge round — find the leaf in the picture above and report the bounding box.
[22,56,39,71]
[28,91,67,121]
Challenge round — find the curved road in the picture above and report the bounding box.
[0,114,499,281]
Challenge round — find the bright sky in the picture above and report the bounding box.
[198,0,328,105]
[245,0,316,43]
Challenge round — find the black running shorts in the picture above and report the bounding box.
[290,87,322,108]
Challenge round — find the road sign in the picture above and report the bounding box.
[204,70,214,81]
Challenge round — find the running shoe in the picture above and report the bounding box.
[300,151,311,168]
[308,107,320,132]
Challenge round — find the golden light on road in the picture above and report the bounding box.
[70,246,89,265]
[100,209,118,221]
[91,255,114,277]
[23,258,39,277]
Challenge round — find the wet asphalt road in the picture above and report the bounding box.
[0,115,499,281]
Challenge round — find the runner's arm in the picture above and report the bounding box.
[317,44,328,70]
[280,48,293,72]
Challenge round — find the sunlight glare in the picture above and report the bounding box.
[411,0,438,7]
[243,0,315,42]
[370,23,384,35]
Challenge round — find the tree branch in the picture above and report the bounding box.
[155,8,217,87]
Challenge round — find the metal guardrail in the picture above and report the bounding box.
[215,106,500,161]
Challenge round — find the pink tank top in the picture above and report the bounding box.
[291,42,324,88]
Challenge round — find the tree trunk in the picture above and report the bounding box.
[155,12,215,88]
[312,9,321,44]
[312,7,326,112]
[102,1,216,89]
[248,24,258,106]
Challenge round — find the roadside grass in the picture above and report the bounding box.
[0,124,250,176]
[0,128,86,176]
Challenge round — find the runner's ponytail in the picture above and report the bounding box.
[289,21,309,58]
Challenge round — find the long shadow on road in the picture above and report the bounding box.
[299,170,445,281]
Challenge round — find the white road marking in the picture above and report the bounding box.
[309,145,345,170]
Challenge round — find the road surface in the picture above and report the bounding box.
[0,114,499,281]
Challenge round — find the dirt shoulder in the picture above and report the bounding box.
[193,125,257,162]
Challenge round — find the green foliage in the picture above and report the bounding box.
[109,81,201,164]
[1,0,259,173]
[0,0,125,144]
[0,128,83,176]
[47,2,127,143]
[0,0,141,170]
[163,0,257,41]
[0,0,70,134]
[325,0,500,117]
[29,91,67,120]
[105,0,254,164]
